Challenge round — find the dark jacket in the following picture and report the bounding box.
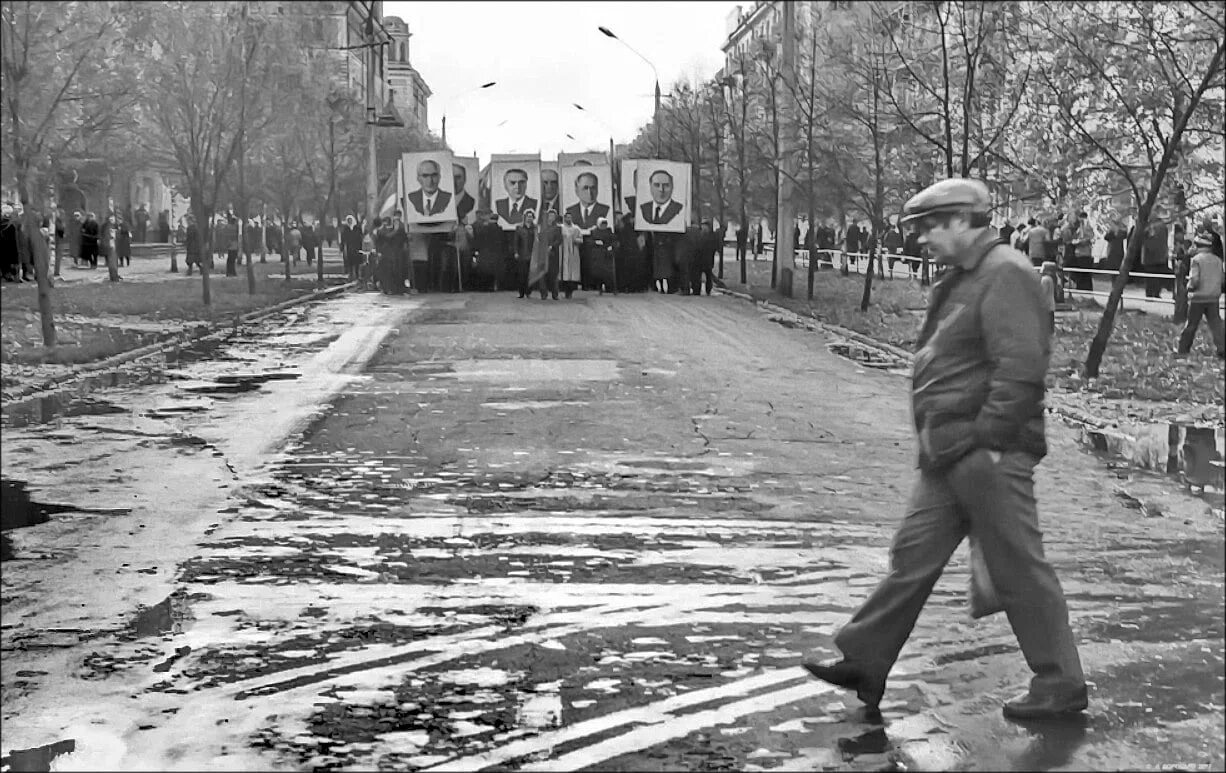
[340,224,363,257]
[912,234,1050,471]
[514,223,536,263]
[185,223,200,260]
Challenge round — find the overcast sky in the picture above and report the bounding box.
[383,1,741,166]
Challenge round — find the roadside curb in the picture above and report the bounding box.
[716,287,1118,431]
[1,282,355,405]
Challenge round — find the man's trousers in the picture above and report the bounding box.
[833,449,1085,696]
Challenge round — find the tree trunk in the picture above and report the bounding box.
[860,249,875,312]
[1085,197,1157,377]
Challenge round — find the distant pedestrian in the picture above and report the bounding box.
[340,215,363,281]
[67,209,83,268]
[184,215,200,275]
[287,222,302,264]
[472,210,505,291]
[1060,211,1094,292]
[134,203,149,243]
[1103,220,1127,273]
[1141,218,1170,298]
[301,221,318,266]
[1040,261,1060,330]
[804,178,1087,723]
[116,215,132,267]
[753,219,764,259]
[81,211,100,269]
[736,221,748,265]
[157,210,171,243]
[883,219,904,272]
[217,215,238,276]
[1176,231,1225,359]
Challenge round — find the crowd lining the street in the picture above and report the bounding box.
[2,194,1223,358]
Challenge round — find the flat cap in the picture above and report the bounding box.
[901,178,990,224]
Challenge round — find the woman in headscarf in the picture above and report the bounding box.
[559,211,583,299]
[529,209,562,300]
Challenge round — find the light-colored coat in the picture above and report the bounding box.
[560,223,582,283]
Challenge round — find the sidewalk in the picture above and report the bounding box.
[39,246,348,287]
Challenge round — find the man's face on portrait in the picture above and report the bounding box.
[541,170,559,200]
[417,160,441,195]
[453,164,467,196]
[576,174,598,206]
[650,171,673,205]
[504,170,528,199]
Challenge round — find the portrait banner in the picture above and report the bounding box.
[402,151,457,226]
[559,152,608,169]
[634,159,691,234]
[538,160,561,223]
[560,165,614,235]
[491,154,542,232]
[452,156,480,225]
[620,159,638,217]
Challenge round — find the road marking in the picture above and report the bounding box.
[523,679,836,771]
[423,668,814,772]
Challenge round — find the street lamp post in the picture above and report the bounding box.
[440,81,497,147]
[598,26,660,157]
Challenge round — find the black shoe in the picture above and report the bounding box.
[1002,685,1088,720]
[802,660,885,715]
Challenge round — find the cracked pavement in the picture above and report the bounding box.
[1,290,1222,771]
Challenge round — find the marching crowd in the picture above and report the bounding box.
[349,208,725,299]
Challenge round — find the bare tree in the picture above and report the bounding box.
[1025,0,1225,376]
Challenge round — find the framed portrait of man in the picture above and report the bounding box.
[402,151,457,226]
[634,160,691,234]
[452,156,480,225]
[538,161,561,223]
[620,159,638,216]
[560,165,613,235]
[491,154,541,232]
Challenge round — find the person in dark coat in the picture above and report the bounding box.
[134,204,149,243]
[221,214,240,276]
[514,209,537,298]
[66,209,83,269]
[116,215,132,267]
[652,232,677,293]
[81,211,100,269]
[300,222,318,266]
[735,221,748,265]
[1103,221,1127,273]
[375,215,408,295]
[184,215,200,275]
[339,215,364,281]
[693,220,719,296]
[586,217,616,293]
[675,222,703,295]
[614,213,642,293]
[472,210,506,291]
[0,203,21,281]
[157,210,170,243]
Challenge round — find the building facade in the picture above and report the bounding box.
[382,15,432,131]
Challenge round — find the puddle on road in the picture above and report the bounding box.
[827,342,910,372]
[0,738,77,772]
[178,372,302,397]
[1,394,130,429]
[1079,420,1225,504]
[0,478,134,560]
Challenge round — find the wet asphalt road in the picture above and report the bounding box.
[1,290,1223,771]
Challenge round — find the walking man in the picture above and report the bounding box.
[802,178,1088,722]
[1176,230,1225,359]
